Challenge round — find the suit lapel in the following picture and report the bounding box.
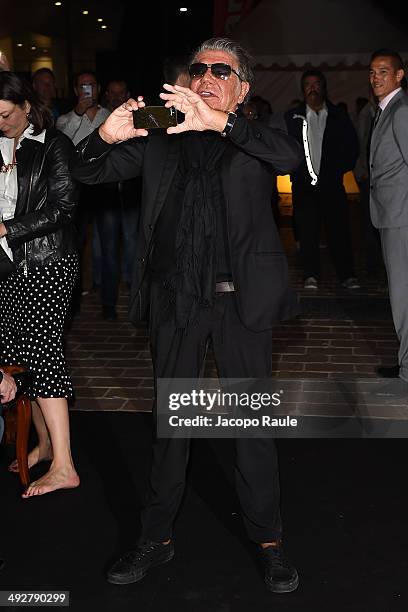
[291,103,307,141]
[320,105,333,163]
[221,142,235,195]
[220,142,243,246]
[144,134,181,237]
[370,90,404,160]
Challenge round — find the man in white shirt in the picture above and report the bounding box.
[284,70,359,290]
[57,72,110,314]
[368,49,408,397]
[57,71,109,146]
[92,79,141,319]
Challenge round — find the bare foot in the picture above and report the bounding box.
[22,466,80,498]
[8,444,53,473]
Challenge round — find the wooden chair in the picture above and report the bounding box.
[1,365,32,487]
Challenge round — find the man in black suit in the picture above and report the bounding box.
[284,70,359,290]
[72,37,302,594]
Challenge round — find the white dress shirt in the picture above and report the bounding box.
[56,105,110,145]
[306,103,328,175]
[0,125,46,260]
[378,87,402,112]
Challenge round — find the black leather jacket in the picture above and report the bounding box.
[3,128,78,270]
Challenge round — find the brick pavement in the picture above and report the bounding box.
[67,200,402,418]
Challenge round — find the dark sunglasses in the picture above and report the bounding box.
[189,62,242,81]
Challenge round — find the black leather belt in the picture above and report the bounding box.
[215,281,235,293]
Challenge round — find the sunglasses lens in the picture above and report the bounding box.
[189,63,207,78]
[211,63,232,80]
[189,63,234,80]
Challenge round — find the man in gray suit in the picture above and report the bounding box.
[369,48,408,397]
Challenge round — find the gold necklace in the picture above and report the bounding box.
[1,135,18,173]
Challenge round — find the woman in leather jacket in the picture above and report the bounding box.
[0,71,80,497]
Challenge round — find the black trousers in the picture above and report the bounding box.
[140,281,282,543]
[71,184,101,310]
[292,182,355,281]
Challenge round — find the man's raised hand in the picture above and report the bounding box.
[75,96,94,116]
[99,97,149,144]
[160,84,227,135]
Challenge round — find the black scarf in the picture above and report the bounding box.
[164,132,227,329]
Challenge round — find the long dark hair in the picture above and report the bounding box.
[0,71,53,135]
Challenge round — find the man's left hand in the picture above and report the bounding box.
[160,84,227,135]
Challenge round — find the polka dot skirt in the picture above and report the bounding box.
[0,253,78,399]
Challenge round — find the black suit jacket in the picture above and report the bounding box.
[284,101,359,188]
[72,117,302,331]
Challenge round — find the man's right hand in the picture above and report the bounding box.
[0,371,17,404]
[74,97,95,116]
[99,97,148,144]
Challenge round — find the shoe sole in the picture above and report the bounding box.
[265,572,299,594]
[376,372,399,378]
[107,549,175,585]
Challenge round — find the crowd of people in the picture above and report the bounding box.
[0,38,407,595]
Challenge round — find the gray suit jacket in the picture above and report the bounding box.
[370,90,408,228]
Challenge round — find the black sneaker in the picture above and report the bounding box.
[370,378,408,399]
[258,544,299,593]
[376,365,399,378]
[107,541,175,585]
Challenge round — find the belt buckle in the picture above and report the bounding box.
[216,281,235,293]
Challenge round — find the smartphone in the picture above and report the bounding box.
[133,106,177,130]
[80,84,93,98]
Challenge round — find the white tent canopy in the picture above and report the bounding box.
[231,0,408,112]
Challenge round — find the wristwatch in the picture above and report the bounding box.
[221,112,237,137]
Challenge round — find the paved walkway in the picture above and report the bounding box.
[67,200,400,418]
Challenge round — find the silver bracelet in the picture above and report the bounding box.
[221,112,237,138]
